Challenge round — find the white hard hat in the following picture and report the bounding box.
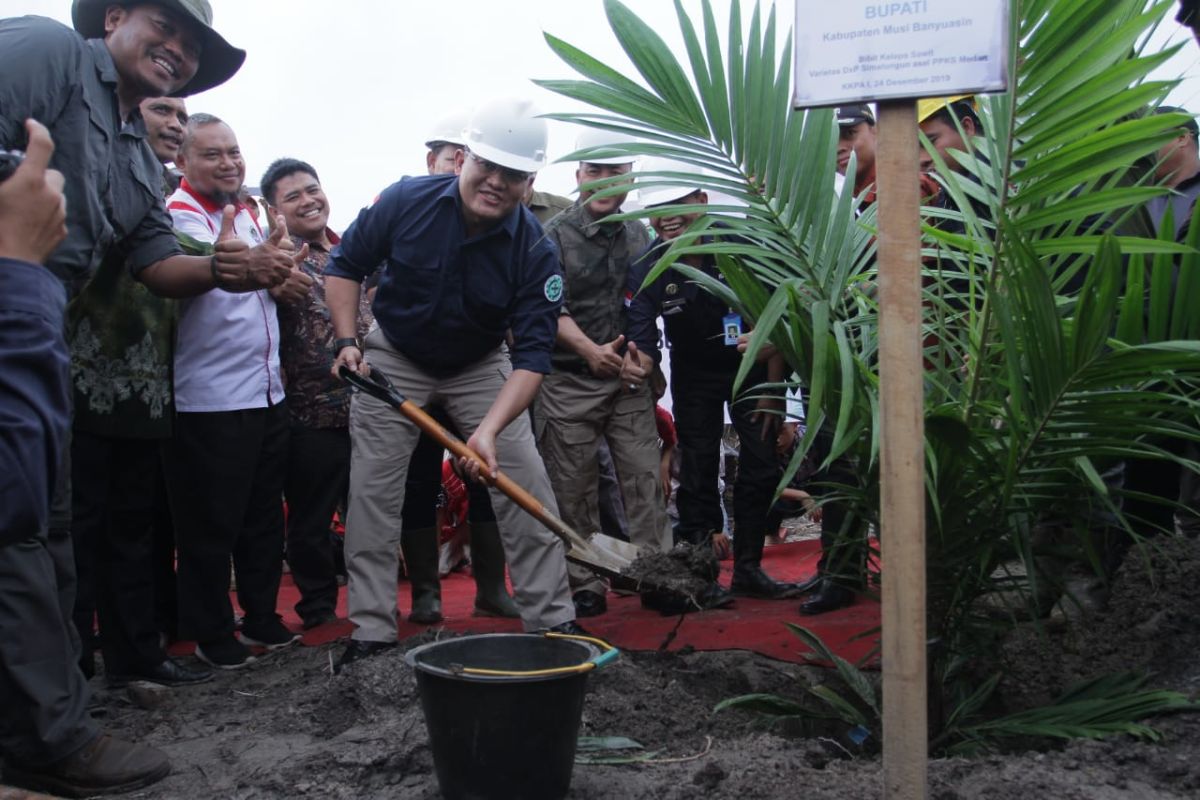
[574,126,637,165]
[424,109,471,149]
[462,97,548,173]
[637,156,704,207]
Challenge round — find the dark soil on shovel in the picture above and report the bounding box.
[65,535,1200,799]
[621,543,723,611]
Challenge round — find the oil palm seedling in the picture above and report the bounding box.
[540,0,1200,750]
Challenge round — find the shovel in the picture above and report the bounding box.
[338,365,642,583]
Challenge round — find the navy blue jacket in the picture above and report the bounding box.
[0,258,70,545]
[325,174,562,375]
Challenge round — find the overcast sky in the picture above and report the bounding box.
[8,0,1200,231]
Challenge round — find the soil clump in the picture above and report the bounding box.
[622,543,723,612]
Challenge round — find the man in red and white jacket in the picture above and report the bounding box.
[164,113,310,669]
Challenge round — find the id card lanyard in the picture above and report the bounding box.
[723,311,742,346]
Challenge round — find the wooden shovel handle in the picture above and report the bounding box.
[405,400,592,550]
[339,366,593,554]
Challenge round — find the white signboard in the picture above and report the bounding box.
[793,0,1009,107]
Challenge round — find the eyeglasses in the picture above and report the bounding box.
[466,150,533,184]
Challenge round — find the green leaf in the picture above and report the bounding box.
[714,693,805,716]
[604,0,709,137]
[575,736,645,751]
[807,685,869,728]
[786,624,879,716]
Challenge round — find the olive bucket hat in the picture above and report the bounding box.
[72,0,246,96]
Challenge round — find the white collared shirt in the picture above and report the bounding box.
[167,180,285,412]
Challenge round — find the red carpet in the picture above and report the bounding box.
[173,540,881,667]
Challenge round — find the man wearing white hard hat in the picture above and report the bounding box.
[326,98,581,671]
[623,158,798,602]
[536,128,669,618]
[400,110,521,626]
[424,109,469,176]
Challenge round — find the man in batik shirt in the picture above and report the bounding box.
[261,157,373,630]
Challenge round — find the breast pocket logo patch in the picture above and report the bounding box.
[544,275,564,303]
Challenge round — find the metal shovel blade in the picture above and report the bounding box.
[585,532,642,571]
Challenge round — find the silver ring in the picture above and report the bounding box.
[628,383,638,391]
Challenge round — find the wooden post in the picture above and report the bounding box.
[874,99,928,800]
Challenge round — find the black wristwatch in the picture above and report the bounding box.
[333,337,360,353]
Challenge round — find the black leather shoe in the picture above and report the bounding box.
[334,639,397,674]
[108,659,213,688]
[799,581,855,615]
[730,566,803,599]
[572,590,608,618]
[546,620,591,637]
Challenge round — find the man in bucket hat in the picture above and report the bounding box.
[0,1,291,296]
[0,2,282,795]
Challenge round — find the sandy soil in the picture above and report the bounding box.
[76,535,1200,799]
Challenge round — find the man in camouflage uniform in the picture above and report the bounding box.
[525,181,572,226]
[536,130,669,618]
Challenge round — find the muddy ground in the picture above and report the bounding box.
[77,535,1200,799]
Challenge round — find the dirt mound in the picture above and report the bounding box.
[18,537,1197,799]
[999,535,1200,711]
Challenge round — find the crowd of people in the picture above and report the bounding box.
[2,0,1199,796]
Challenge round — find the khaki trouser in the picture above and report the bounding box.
[535,371,670,595]
[344,328,574,640]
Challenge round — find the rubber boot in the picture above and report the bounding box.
[401,527,443,624]
[469,522,520,618]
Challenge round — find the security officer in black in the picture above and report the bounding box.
[623,160,798,599]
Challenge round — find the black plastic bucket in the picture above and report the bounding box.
[405,633,618,800]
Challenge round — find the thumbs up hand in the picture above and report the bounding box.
[620,340,651,391]
[273,214,310,269]
[269,253,315,306]
[266,213,294,252]
[212,204,255,291]
[216,204,236,243]
[212,204,293,292]
[0,119,67,265]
